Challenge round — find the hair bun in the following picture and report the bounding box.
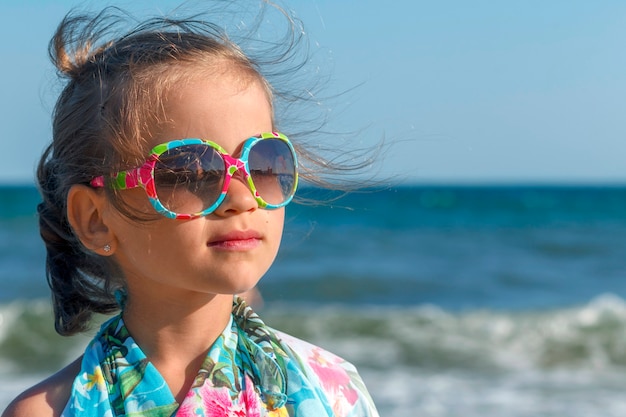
[48,9,123,79]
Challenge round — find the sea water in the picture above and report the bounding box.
[2,184,626,416]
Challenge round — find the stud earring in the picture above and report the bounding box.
[103,244,111,253]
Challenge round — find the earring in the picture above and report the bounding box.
[103,244,111,253]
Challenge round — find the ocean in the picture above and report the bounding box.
[2,184,626,416]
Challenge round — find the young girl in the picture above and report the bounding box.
[3,4,379,417]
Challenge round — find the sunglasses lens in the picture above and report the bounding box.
[154,144,224,214]
[248,138,297,205]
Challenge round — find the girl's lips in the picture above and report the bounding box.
[207,230,262,250]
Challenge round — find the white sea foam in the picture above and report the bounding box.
[362,367,626,417]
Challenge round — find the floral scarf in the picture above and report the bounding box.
[61,297,379,416]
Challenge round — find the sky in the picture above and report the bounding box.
[2,1,626,184]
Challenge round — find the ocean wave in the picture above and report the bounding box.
[4,294,626,375]
[263,293,626,373]
[0,300,91,374]
[4,295,626,416]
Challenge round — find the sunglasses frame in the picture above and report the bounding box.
[90,131,298,220]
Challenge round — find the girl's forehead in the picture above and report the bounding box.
[144,75,273,153]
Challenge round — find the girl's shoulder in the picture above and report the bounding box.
[271,329,364,386]
[270,329,380,417]
[1,356,83,417]
[273,329,353,368]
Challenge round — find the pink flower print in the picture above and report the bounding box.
[308,348,350,386]
[241,375,262,417]
[176,390,200,417]
[199,382,252,417]
[176,375,264,417]
[308,348,359,417]
[177,384,244,417]
[202,387,240,417]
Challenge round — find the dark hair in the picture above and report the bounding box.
[38,3,374,336]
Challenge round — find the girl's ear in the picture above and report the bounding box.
[67,184,116,255]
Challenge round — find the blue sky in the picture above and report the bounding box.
[2,1,626,184]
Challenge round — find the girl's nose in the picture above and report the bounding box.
[213,170,258,216]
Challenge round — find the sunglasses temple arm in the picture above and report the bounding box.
[90,176,105,188]
[89,167,145,190]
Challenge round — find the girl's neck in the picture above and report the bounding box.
[120,291,234,402]
[122,291,233,355]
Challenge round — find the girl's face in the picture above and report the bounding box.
[105,71,283,304]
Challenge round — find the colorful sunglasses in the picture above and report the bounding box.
[90,131,298,219]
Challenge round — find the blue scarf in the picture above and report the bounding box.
[61,297,379,416]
